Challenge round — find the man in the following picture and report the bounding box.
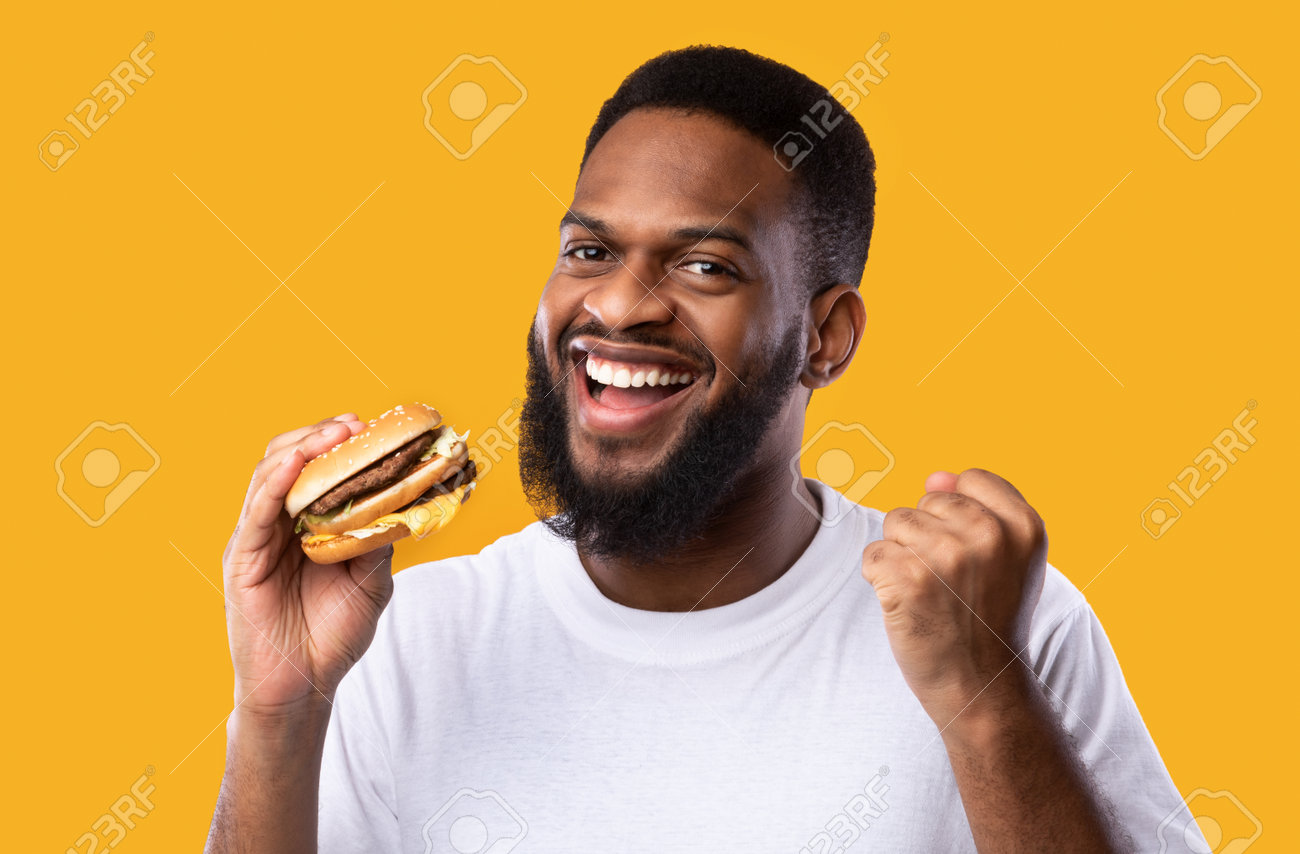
[208,46,1203,852]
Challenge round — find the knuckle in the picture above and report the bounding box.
[933,532,965,563]
[888,507,919,529]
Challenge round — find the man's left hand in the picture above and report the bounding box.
[861,468,1048,727]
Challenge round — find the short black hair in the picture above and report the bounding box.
[581,45,876,296]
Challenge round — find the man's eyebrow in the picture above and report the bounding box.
[668,224,752,253]
[558,212,753,253]
[559,211,609,234]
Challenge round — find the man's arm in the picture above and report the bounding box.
[939,664,1129,853]
[206,703,331,854]
[205,414,396,853]
[862,468,1129,853]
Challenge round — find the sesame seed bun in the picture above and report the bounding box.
[284,402,476,564]
[286,402,442,518]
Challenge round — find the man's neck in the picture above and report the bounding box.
[577,467,822,612]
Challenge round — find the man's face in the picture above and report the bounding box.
[535,108,806,476]
[517,108,813,561]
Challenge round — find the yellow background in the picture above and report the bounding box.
[5,1,1293,850]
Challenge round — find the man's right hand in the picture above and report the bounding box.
[221,412,397,716]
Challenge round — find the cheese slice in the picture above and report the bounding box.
[301,479,475,545]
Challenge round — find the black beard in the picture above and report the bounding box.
[518,319,805,564]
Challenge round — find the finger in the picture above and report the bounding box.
[881,505,942,548]
[264,413,362,457]
[924,470,958,494]
[235,421,357,556]
[916,488,993,522]
[953,469,1040,532]
[239,420,356,519]
[346,544,397,610]
[236,448,310,560]
[860,538,909,587]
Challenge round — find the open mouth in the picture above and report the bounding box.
[566,337,707,433]
[582,353,699,410]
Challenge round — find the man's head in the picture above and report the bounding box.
[519,45,875,563]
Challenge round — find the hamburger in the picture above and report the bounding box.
[286,402,476,564]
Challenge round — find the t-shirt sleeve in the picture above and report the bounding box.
[1031,601,1206,853]
[317,668,401,853]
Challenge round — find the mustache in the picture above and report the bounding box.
[557,321,716,377]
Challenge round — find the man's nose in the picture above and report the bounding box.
[581,257,675,331]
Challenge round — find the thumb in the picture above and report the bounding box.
[347,544,396,607]
[924,470,958,494]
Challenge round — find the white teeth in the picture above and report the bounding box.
[585,357,695,388]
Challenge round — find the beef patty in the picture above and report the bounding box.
[304,432,436,517]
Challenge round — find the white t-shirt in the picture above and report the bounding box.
[319,480,1205,853]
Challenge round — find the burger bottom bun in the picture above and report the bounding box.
[299,473,476,565]
[299,522,411,565]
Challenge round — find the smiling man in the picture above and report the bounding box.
[207,46,1203,853]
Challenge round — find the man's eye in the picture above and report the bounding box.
[679,259,736,278]
[568,246,610,262]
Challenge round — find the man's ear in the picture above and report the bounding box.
[801,284,865,390]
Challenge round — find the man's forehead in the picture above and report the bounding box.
[571,108,794,239]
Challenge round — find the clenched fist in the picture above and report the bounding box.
[862,469,1048,728]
